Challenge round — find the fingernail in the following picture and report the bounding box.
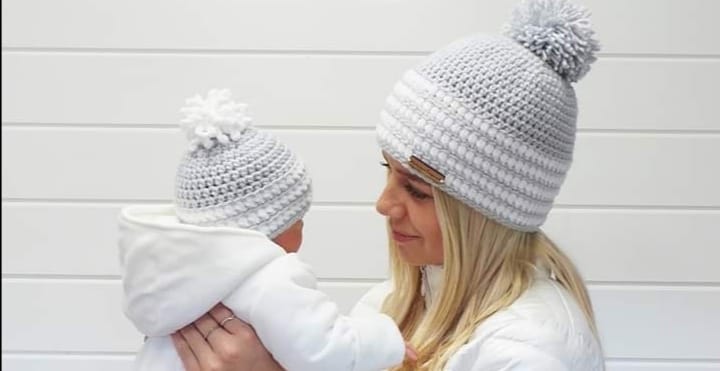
[406,346,418,361]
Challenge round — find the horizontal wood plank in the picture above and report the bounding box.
[2,280,719,360]
[3,203,719,283]
[3,53,719,131]
[2,129,718,207]
[2,0,719,55]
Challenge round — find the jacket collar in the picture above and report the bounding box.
[420,264,443,308]
[419,264,552,308]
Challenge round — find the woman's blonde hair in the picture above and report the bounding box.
[382,189,598,370]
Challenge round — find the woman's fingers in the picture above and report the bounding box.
[204,304,282,368]
[174,304,283,371]
[193,313,230,344]
[208,304,246,334]
[205,304,260,363]
[404,342,418,362]
[179,323,224,370]
[172,332,201,371]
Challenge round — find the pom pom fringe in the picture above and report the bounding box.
[506,0,600,82]
[180,89,253,151]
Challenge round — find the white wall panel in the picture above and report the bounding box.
[576,58,720,131]
[2,203,124,277]
[594,285,720,359]
[3,0,719,55]
[2,355,134,371]
[0,53,411,128]
[3,280,719,360]
[545,209,720,283]
[3,128,719,207]
[4,0,718,367]
[3,203,719,283]
[556,134,720,207]
[606,362,720,371]
[1,280,142,352]
[3,53,719,131]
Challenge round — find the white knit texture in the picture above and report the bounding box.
[378,33,588,231]
[175,91,312,238]
[180,89,254,151]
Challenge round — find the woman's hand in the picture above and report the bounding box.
[172,304,283,371]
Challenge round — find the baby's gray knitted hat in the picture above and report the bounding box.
[174,89,312,238]
[377,0,600,231]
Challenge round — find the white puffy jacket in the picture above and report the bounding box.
[119,205,405,371]
[351,265,605,370]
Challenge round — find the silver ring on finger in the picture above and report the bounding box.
[220,314,237,328]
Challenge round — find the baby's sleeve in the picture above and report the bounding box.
[350,280,393,317]
[223,253,405,371]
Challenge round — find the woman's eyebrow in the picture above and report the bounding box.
[397,166,430,186]
[382,153,430,186]
[405,171,425,184]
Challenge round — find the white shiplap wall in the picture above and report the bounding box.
[2,0,720,370]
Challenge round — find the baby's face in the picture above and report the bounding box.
[273,219,304,253]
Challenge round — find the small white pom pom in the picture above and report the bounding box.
[506,0,600,82]
[179,89,252,151]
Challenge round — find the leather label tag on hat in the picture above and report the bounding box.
[409,155,445,184]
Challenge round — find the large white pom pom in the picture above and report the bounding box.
[506,0,600,82]
[180,89,253,151]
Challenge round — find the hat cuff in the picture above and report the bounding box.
[177,158,313,238]
[377,69,573,231]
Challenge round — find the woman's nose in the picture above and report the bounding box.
[376,184,404,219]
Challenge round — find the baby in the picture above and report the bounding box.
[119,89,408,371]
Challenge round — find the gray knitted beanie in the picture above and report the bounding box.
[377,0,599,231]
[174,89,312,239]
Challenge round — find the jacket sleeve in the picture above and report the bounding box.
[445,319,570,371]
[466,338,568,371]
[223,254,405,371]
[349,280,392,317]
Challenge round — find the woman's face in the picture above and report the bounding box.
[273,219,304,253]
[376,153,443,266]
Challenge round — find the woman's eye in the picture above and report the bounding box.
[404,184,431,200]
[379,161,390,169]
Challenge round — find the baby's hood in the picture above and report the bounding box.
[118,205,284,336]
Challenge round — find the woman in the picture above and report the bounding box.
[173,0,604,369]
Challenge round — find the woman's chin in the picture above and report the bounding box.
[396,245,427,266]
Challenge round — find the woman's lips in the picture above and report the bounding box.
[392,230,418,243]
